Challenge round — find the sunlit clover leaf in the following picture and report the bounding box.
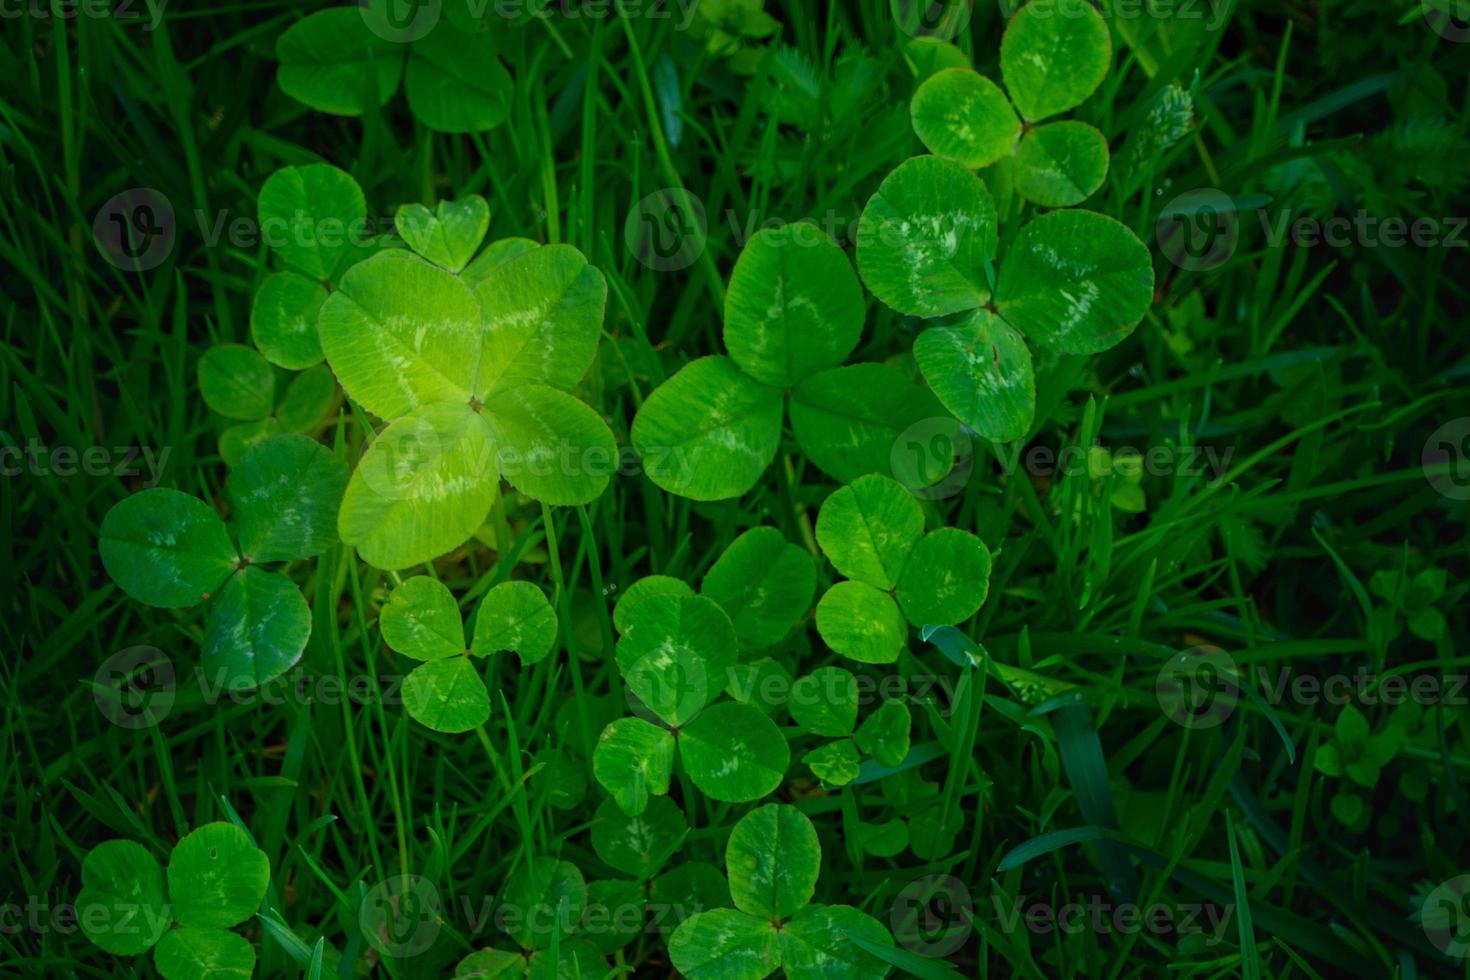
[680,702,790,803]
[1014,120,1111,207]
[481,384,616,505]
[911,68,1021,170]
[471,581,558,664]
[404,25,512,134]
[275,9,403,115]
[168,823,271,930]
[612,575,694,633]
[396,194,490,273]
[789,363,951,486]
[815,581,907,665]
[854,700,911,768]
[630,355,784,501]
[802,741,861,786]
[722,225,865,388]
[199,344,274,422]
[789,667,858,737]
[258,164,369,286]
[381,575,464,660]
[912,309,1035,443]
[994,209,1155,355]
[462,237,541,285]
[76,840,169,956]
[498,858,586,951]
[593,716,676,816]
[1001,0,1112,123]
[814,473,924,590]
[701,527,816,651]
[590,796,687,878]
[855,154,997,318]
[402,656,490,733]
[100,488,237,609]
[614,593,737,726]
[152,927,256,980]
[229,434,348,563]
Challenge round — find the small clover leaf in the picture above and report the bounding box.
[590,796,688,878]
[395,194,490,273]
[593,716,676,816]
[854,699,912,769]
[199,344,275,421]
[380,575,558,733]
[77,823,271,980]
[789,667,858,738]
[669,804,894,980]
[812,474,991,663]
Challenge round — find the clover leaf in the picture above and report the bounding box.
[275,10,510,133]
[200,345,340,467]
[595,581,790,814]
[379,575,556,733]
[700,527,816,651]
[590,796,687,878]
[812,474,991,663]
[668,804,894,980]
[858,154,1152,441]
[395,194,490,273]
[790,668,912,785]
[98,435,347,690]
[632,225,951,499]
[77,823,270,980]
[459,857,609,973]
[317,219,614,569]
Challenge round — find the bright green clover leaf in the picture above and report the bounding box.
[593,716,676,816]
[251,271,328,370]
[381,575,557,733]
[633,226,954,499]
[669,805,894,980]
[76,840,169,956]
[99,436,345,689]
[199,344,275,422]
[1013,120,1111,208]
[257,164,369,286]
[802,741,862,785]
[276,12,510,133]
[497,857,587,951]
[77,823,270,980]
[722,225,866,388]
[854,700,911,768]
[590,796,687,878]
[680,701,791,803]
[614,592,737,727]
[1000,0,1112,123]
[912,309,1035,443]
[700,527,816,651]
[812,474,991,663]
[910,68,1021,170]
[396,194,490,273]
[319,241,614,569]
[855,154,997,319]
[612,574,695,634]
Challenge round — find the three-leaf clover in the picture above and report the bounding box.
[813,474,991,663]
[379,575,557,733]
[667,804,895,980]
[857,152,1153,442]
[631,224,949,500]
[1315,704,1399,790]
[311,169,614,569]
[1369,566,1448,642]
[911,0,1114,207]
[789,666,912,785]
[593,580,790,814]
[198,347,338,466]
[99,434,348,690]
[77,822,270,980]
[275,7,511,133]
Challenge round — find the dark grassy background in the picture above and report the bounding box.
[3,0,1468,976]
